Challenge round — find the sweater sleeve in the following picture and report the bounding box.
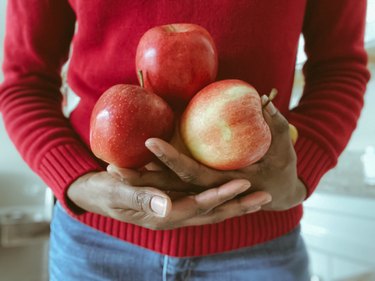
[287,0,371,198]
[0,1,103,213]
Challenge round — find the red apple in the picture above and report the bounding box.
[135,23,218,110]
[180,79,271,170]
[90,84,174,168]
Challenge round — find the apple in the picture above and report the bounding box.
[135,23,218,110]
[289,123,298,145]
[180,79,271,170]
[90,84,174,168]
[169,117,192,157]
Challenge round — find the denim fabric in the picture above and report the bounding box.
[49,202,310,281]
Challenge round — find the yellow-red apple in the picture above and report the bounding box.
[180,79,271,170]
[289,123,298,145]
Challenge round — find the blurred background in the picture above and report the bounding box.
[1,1,375,281]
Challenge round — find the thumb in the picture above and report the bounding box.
[107,165,172,217]
[261,95,292,153]
[117,184,172,217]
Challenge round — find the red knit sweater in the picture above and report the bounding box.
[0,0,370,257]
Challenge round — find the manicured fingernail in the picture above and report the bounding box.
[265,101,277,116]
[145,140,163,157]
[150,196,168,217]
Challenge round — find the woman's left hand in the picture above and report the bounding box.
[109,99,306,211]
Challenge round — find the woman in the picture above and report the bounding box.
[0,1,370,280]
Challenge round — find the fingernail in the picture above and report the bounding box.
[261,95,268,106]
[145,140,163,157]
[238,182,251,193]
[259,195,272,205]
[107,165,123,180]
[111,171,122,180]
[246,205,261,214]
[265,101,277,116]
[150,196,168,217]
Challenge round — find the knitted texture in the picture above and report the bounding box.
[0,0,370,256]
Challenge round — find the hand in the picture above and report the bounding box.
[67,171,271,230]
[121,98,306,211]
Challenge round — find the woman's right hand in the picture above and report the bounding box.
[67,171,271,230]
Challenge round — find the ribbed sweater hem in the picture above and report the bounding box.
[71,205,302,257]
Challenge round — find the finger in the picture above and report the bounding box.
[170,179,252,220]
[144,161,166,171]
[180,191,272,227]
[107,164,205,192]
[192,179,252,213]
[145,138,231,187]
[107,164,138,181]
[109,182,172,217]
[261,96,294,157]
[261,95,298,146]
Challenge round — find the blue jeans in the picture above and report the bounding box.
[49,203,310,281]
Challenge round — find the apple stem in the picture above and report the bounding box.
[262,88,278,109]
[138,70,145,88]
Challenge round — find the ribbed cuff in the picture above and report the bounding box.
[37,143,104,215]
[294,136,335,198]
